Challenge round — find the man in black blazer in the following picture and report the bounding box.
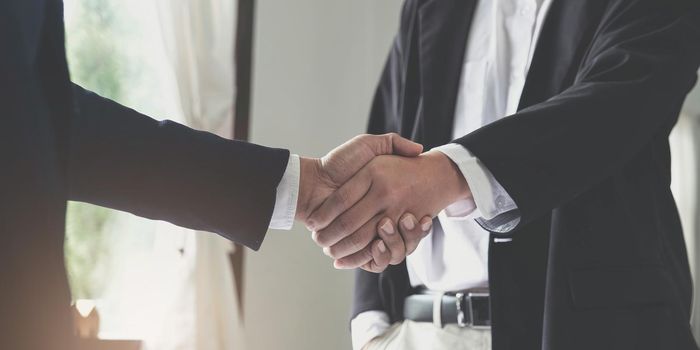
[0,0,433,349]
[306,0,700,349]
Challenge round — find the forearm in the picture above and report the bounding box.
[434,143,520,233]
[456,0,700,232]
[67,84,289,249]
[418,150,473,212]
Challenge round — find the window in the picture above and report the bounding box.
[63,0,183,338]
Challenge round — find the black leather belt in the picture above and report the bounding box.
[403,288,491,329]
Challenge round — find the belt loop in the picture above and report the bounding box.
[432,291,445,329]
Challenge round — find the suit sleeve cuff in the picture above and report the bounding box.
[269,154,300,230]
[351,311,391,350]
[434,143,517,220]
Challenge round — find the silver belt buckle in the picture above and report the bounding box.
[455,291,490,329]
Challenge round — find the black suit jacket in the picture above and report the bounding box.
[353,0,700,349]
[1,1,288,348]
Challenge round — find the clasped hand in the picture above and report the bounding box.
[295,134,470,273]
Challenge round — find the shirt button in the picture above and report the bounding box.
[496,195,506,209]
[520,6,532,16]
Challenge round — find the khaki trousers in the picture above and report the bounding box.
[365,320,492,350]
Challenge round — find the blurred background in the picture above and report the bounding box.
[61,0,700,349]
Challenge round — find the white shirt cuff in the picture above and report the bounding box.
[434,143,517,220]
[269,154,300,230]
[351,311,391,350]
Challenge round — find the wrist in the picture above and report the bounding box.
[296,157,324,222]
[423,150,471,205]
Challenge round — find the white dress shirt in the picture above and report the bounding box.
[351,0,553,349]
[269,154,300,230]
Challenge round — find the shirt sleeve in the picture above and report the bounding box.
[434,143,520,231]
[351,311,392,350]
[269,154,300,230]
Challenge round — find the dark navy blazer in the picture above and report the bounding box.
[0,1,288,348]
[354,1,700,349]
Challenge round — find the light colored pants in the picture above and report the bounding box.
[365,320,492,350]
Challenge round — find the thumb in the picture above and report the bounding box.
[386,133,423,156]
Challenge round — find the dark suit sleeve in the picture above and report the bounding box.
[352,270,385,319]
[456,0,700,234]
[67,84,289,250]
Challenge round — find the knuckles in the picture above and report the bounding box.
[354,134,371,143]
[333,187,351,209]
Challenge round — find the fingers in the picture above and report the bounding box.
[322,215,383,260]
[376,218,406,265]
[342,237,398,272]
[308,133,421,234]
[385,133,423,157]
[307,171,371,232]
[399,213,433,255]
[358,133,423,158]
[318,133,421,188]
[331,214,431,271]
[334,244,374,269]
[361,240,392,273]
[360,253,390,273]
[312,191,383,248]
[359,214,431,273]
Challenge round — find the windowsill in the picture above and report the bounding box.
[76,338,142,350]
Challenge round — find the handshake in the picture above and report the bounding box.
[294,133,471,273]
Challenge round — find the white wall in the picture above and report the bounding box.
[243,1,403,349]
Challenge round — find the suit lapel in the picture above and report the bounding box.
[417,0,477,149]
[519,0,608,109]
[415,0,605,148]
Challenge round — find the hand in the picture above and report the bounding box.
[358,212,434,273]
[307,150,471,269]
[295,133,423,221]
[295,134,425,267]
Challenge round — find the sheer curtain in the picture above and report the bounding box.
[136,0,244,349]
[64,0,243,347]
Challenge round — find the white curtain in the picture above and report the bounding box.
[134,0,245,349]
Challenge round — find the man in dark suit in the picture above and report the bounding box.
[304,0,700,349]
[0,0,433,348]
